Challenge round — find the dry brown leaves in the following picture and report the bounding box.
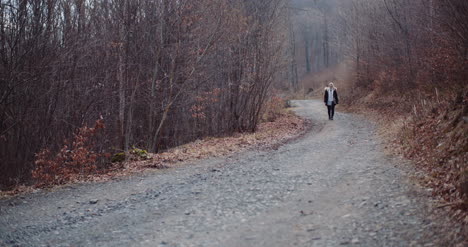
[344,89,468,224]
[109,113,307,175]
[402,103,467,212]
[0,113,307,198]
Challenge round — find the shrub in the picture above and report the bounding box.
[262,95,286,122]
[32,119,106,187]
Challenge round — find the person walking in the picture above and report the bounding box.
[324,82,339,120]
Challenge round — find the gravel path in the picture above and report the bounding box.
[0,100,465,247]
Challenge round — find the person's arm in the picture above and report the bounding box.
[335,91,339,104]
[324,90,328,104]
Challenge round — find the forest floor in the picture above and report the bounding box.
[0,100,466,246]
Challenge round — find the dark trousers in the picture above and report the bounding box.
[327,104,335,119]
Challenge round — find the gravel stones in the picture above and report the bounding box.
[0,100,465,247]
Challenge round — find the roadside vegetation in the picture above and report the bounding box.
[0,0,298,191]
[1,93,307,196]
[290,0,467,222]
[1,1,467,227]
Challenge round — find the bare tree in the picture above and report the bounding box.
[0,0,290,188]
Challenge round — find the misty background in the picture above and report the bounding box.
[0,0,466,200]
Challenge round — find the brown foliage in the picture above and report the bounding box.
[32,120,106,187]
[400,89,468,211]
[345,86,468,222]
[329,1,468,217]
[0,0,290,188]
[262,94,286,122]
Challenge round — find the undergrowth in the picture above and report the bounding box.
[1,95,307,196]
[32,119,108,187]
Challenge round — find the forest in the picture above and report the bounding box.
[290,0,467,209]
[0,0,290,188]
[1,0,467,206]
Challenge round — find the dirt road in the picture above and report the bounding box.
[0,100,464,246]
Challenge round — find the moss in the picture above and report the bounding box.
[130,147,150,160]
[111,152,126,163]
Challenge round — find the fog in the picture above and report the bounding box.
[286,0,466,96]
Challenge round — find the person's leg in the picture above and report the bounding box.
[327,105,332,120]
[331,104,335,120]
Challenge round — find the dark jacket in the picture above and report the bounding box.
[324,88,339,105]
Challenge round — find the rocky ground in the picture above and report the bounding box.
[0,100,465,247]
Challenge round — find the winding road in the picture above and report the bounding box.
[0,100,464,246]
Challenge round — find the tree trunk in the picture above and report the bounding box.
[117,0,127,151]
